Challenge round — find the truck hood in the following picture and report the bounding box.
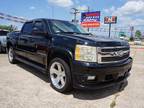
[62,34,129,47]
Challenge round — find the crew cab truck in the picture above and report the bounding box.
[7,18,133,93]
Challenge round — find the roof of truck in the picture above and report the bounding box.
[26,18,69,23]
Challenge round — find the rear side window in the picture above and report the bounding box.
[22,22,33,34]
[33,21,44,32]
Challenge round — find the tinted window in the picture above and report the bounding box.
[33,21,44,32]
[22,22,33,34]
[0,31,8,36]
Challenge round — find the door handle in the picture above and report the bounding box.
[20,38,28,42]
[35,44,38,48]
[28,37,35,43]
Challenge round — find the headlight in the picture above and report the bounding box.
[75,45,97,62]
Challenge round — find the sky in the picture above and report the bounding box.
[0,0,144,35]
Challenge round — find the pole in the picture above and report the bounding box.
[74,11,77,23]
[71,8,79,23]
[51,6,54,18]
[130,26,134,39]
[109,23,111,38]
[115,27,117,37]
[87,6,90,32]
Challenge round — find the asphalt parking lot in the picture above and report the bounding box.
[0,46,144,108]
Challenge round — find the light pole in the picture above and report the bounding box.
[87,6,90,32]
[70,8,80,23]
[115,27,117,37]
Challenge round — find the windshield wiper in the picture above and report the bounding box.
[60,32,80,34]
[81,33,93,35]
[55,31,75,34]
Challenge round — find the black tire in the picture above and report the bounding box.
[49,58,72,93]
[8,47,17,64]
[0,43,2,53]
[2,47,6,53]
[4,47,6,53]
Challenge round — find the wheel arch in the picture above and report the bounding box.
[47,47,73,71]
[7,42,13,50]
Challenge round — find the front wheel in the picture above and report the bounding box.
[49,58,72,93]
[8,47,17,64]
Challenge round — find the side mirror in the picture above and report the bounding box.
[32,27,47,35]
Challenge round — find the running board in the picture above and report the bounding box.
[16,56,47,74]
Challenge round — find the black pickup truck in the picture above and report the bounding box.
[7,18,133,93]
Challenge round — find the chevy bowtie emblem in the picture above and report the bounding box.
[112,51,124,57]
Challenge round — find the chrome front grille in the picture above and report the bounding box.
[97,46,130,64]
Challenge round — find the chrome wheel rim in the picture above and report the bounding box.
[9,48,13,62]
[50,62,66,89]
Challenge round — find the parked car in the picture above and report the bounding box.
[0,29,9,53]
[7,18,133,93]
[134,39,142,45]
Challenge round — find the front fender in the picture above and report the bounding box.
[48,46,74,69]
[49,46,73,60]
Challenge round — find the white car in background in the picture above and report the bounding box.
[134,39,142,45]
[0,30,9,53]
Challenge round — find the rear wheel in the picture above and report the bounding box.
[49,58,72,93]
[0,43,2,53]
[2,47,6,53]
[3,48,7,53]
[8,47,17,64]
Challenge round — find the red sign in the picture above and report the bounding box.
[104,16,117,24]
[81,11,100,28]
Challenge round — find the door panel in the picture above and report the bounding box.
[15,22,33,58]
[25,20,50,66]
[16,20,50,67]
[16,35,30,57]
[26,35,49,65]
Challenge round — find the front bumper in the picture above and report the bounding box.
[72,57,133,90]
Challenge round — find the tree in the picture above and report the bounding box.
[9,25,18,32]
[0,25,17,32]
[129,37,134,41]
[135,30,142,39]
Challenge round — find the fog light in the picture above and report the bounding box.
[87,76,96,80]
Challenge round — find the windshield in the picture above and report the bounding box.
[49,20,89,34]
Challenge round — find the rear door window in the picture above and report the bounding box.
[33,21,44,32]
[22,22,33,35]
